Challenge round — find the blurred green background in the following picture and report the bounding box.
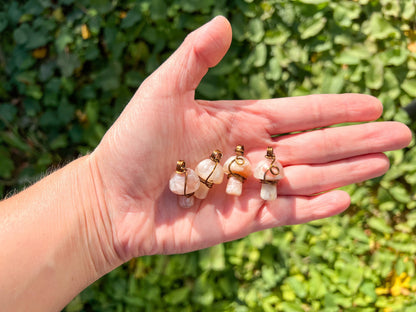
[1,0,416,311]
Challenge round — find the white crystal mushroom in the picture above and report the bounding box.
[223,145,251,196]
[169,160,200,208]
[253,147,284,201]
[194,150,224,199]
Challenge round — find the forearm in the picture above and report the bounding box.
[0,156,121,312]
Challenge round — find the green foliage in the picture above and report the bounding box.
[2,0,416,311]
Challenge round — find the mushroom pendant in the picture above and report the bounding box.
[169,160,200,208]
[253,147,284,201]
[223,145,251,196]
[194,150,224,199]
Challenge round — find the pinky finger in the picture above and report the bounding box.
[253,190,351,232]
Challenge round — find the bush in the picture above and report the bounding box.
[2,0,416,311]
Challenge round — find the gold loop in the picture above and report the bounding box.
[199,150,222,188]
[269,165,280,176]
[235,144,244,156]
[228,157,246,182]
[210,150,223,162]
[265,146,275,160]
[176,160,186,173]
[201,161,218,188]
[227,145,246,182]
[262,146,281,182]
[234,155,245,166]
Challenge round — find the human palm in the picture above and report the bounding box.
[90,17,411,262]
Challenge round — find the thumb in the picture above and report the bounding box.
[145,16,232,95]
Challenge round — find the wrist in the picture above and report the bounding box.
[76,154,125,276]
[0,155,123,311]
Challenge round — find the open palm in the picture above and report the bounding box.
[90,16,411,262]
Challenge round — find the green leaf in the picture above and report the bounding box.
[13,24,30,45]
[192,272,214,306]
[309,269,326,299]
[321,71,344,93]
[381,47,409,66]
[247,19,264,43]
[0,104,18,123]
[381,0,400,17]
[57,53,80,77]
[296,0,328,4]
[333,1,361,27]
[389,184,411,203]
[253,43,267,67]
[198,244,225,271]
[178,0,215,13]
[149,0,167,20]
[334,45,371,65]
[249,73,271,99]
[347,265,363,293]
[164,287,190,305]
[363,12,400,40]
[365,56,384,90]
[0,12,8,32]
[265,57,282,81]
[367,217,393,234]
[55,31,72,52]
[88,0,113,14]
[264,26,290,45]
[401,80,416,97]
[285,275,307,298]
[39,110,61,128]
[25,31,50,50]
[0,147,15,179]
[120,6,142,29]
[348,227,369,243]
[50,134,68,150]
[300,14,327,40]
[402,0,416,20]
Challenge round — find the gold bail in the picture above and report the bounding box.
[210,149,223,162]
[176,160,186,173]
[266,146,275,159]
[235,144,244,156]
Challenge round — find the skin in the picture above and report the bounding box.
[0,16,412,312]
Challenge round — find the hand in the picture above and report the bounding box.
[89,16,412,263]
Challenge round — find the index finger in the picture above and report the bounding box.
[208,93,383,135]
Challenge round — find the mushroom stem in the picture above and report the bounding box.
[194,183,210,199]
[260,183,277,201]
[226,176,243,196]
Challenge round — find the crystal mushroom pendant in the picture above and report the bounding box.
[169,160,200,208]
[223,145,251,196]
[253,147,284,201]
[194,150,224,199]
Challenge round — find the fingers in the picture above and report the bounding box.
[144,16,232,95]
[276,121,412,165]
[264,93,383,134]
[205,93,383,134]
[277,153,389,195]
[252,190,351,232]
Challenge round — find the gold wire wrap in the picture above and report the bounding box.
[227,145,247,182]
[235,144,244,156]
[200,150,223,188]
[176,160,186,173]
[175,160,194,197]
[260,146,280,185]
[210,149,223,162]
